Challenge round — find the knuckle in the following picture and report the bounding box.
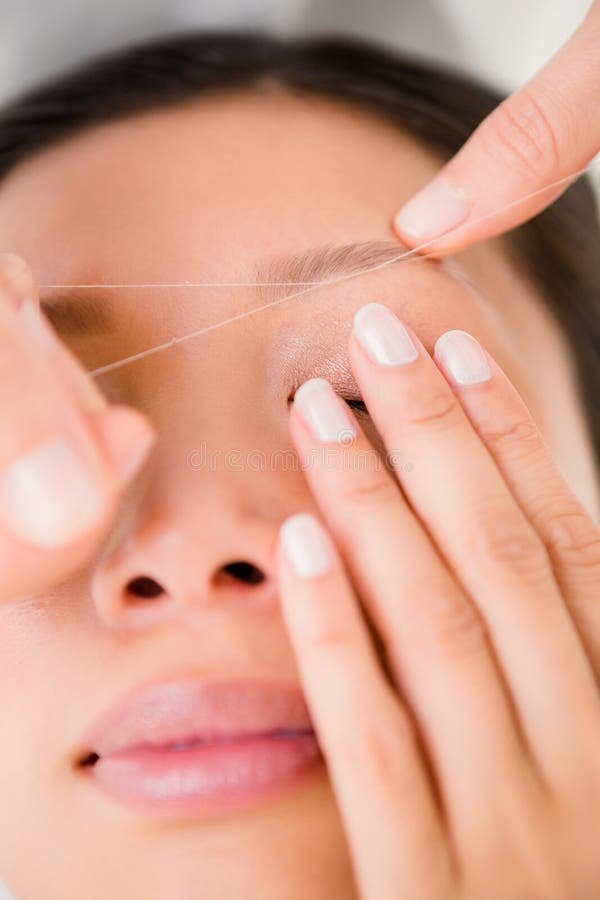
[354,703,416,781]
[302,616,357,655]
[339,468,396,507]
[407,590,486,661]
[480,414,541,463]
[402,387,463,434]
[480,87,562,178]
[545,507,600,572]
[466,508,551,577]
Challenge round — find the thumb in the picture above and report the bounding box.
[393,0,600,255]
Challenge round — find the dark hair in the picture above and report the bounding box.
[0,31,598,467]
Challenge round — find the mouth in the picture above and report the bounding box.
[76,678,323,818]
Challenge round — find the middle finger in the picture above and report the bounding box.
[289,376,532,834]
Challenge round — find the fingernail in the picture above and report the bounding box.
[280,513,333,578]
[434,330,491,385]
[394,176,470,240]
[353,303,419,366]
[293,378,357,444]
[0,436,107,548]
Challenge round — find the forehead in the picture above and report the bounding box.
[0,89,444,285]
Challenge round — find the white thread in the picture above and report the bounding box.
[88,255,441,376]
[86,258,474,376]
[41,280,337,288]
[35,163,593,377]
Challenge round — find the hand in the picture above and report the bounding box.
[393,0,600,255]
[0,254,156,602]
[276,302,600,899]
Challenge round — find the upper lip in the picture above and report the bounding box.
[77,678,315,764]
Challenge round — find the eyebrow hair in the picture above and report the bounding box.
[257,239,411,290]
[40,291,114,335]
[39,239,413,336]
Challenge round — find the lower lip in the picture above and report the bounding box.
[88,732,322,818]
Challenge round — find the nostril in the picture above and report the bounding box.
[79,752,99,768]
[220,561,266,585]
[125,575,165,599]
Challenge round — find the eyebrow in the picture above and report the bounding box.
[257,239,411,290]
[39,239,413,336]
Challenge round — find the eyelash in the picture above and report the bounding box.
[287,386,369,416]
[344,398,369,415]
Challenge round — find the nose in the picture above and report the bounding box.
[89,333,312,630]
[90,478,282,630]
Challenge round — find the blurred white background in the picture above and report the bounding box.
[0,0,594,102]
[0,1,596,897]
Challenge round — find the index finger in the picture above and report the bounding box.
[392,0,600,254]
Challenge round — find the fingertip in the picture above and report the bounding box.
[279,513,334,580]
[0,253,37,309]
[393,176,471,245]
[93,405,157,489]
[434,329,492,386]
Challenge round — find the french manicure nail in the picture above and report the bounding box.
[353,303,419,366]
[0,436,107,548]
[434,329,491,385]
[293,378,357,444]
[280,513,333,578]
[394,176,470,240]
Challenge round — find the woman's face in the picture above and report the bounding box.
[0,88,596,899]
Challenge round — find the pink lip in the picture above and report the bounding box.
[77,678,323,818]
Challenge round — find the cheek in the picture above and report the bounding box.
[0,597,65,681]
[0,601,75,830]
[0,588,98,763]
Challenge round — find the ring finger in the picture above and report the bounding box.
[348,303,600,782]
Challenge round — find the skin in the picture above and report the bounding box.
[394,0,600,252]
[0,88,597,898]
